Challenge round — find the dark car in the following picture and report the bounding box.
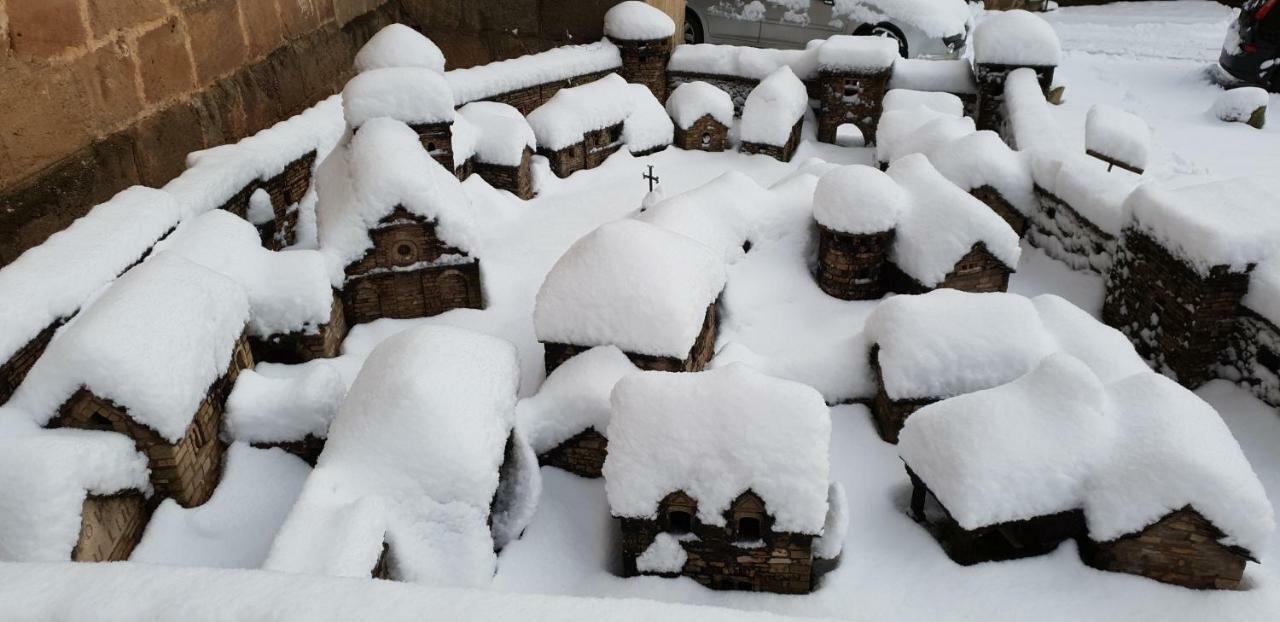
[1220,0,1280,91]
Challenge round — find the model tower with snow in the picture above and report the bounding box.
[816,36,898,146]
[813,165,904,300]
[604,2,675,101]
[972,10,1061,132]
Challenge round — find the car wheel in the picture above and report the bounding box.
[855,22,908,58]
[685,10,704,45]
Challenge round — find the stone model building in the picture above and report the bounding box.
[533,219,726,375]
[928,130,1038,237]
[604,2,676,101]
[665,81,734,152]
[342,66,459,174]
[604,364,846,593]
[812,165,904,300]
[739,67,808,162]
[317,118,483,325]
[900,354,1272,590]
[815,36,899,146]
[11,253,253,508]
[972,10,1061,132]
[457,102,538,200]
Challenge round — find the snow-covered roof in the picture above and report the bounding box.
[740,66,809,146]
[0,427,150,561]
[816,35,898,73]
[169,96,345,217]
[11,253,250,443]
[622,83,674,154]
[533,219,727,358]
[516,345,639,455]
[526,74,635,151]
[636,170,770,262]
[833,0,970,40]
[874,105,958,163]
[224,365,346,445]
[878,111,976,166]
[445,40,622,106]
[603,1,676,41]
[665,81,734,130]
[353,24,446,74]
[812,165,906,235]
[865,290,1149,401]
[0,186,180,366]
[888,58,976,94]
[900,354,1274,555]
[1125,178,1280,275]
[669,43,819,81]
[928,130,1036,217]
[1085,104,1151,171]
[884,154,1020,287]
[883,89,964,117]
[1031,152,1142,236]
[158,211,333,338]
[456,102,535,167]
[266,326,526,586]
[341,67,455,130]
[974,10,1061,67]
[1003,68,1063,155]
[314,117,473,286]
[604,364,833,535]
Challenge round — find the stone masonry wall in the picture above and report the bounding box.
[1079,507,1250,590]
[1224,310,1280,409]
[1027,185,1116,274]
[71,491,152,562]
[538,427,608,478]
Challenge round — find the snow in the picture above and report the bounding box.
[635,533,687,573]
[665,81,735,130]
[604,364,833,535]
[603,1,676,41]
[315,117,473,285]
[533,219,726,358]
[353,24,446,74]
[877,111,976,166]
[1126,178,1280,275]
[873,106,957,165]
[457,101,536,167]
[927,130,1037,216]
[669,43,819,81]
[740,67,808,146]
[1085,104,1151,171]
[974,10,1062,67]
[811,164,905,234]
[832,0,970,40]
[1029,294,1149,384]
[451,112,479,168]
[266,325,524,586]
[622,83,675,154]
[0,186,179,366]
[1003,67,1064,155]
[1245,258,1280,328]
[446,41,622,107]
[526,74,636,151]
[813,482,848,560]
[1032,152,1141,236]
[0,428,149,561]
[341,67,455,129]
[815,35,898,73]
[888,59,976,95]
[636,170,770,262]
[224,365,346,445]
[1211,86,1268,124]
[883,89,964,117]
[10,253,250,443]
[247,188,274,225]
[157,210,334,338]
[490,427,543,551]
[516,345,638,456]
[885,154,1020,287]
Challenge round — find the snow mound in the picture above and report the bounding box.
[527,74,663,152]
[446,41,622,107]
[665,81,735,130]
[889,58,976,94]
[11,253,250,443]
[1244,258,1280,327]
[885,154,1020,287]
[669,43,819,81]
[341,67,455,129]
[812,165,906,234]
[604,364,832,535]
[534,219,726,358]
[0,186,180,365]
[604,1,676,41]
[623,83,675,154]
[883,89,964,117]
[0,428,150,561]
[974,10,1061,67]
[813,482,848,560]
[740,66,809,146]
[636,533,687,573]
[1126,177,1280,275]
[224,365,346,444]
[516,345,639,455]
[456,102,536,167]
[928,130,1037,217]
[353,24,445,74]
[816,35,898,72]
[1032,152,1142,236]
[266,326,524,586]
[879,112,976,166]
[1211,86,1268,126]
[1003,67,1064,155]
[636,170,770,262]
[1085,105,1150,171]
[874,105,959,163]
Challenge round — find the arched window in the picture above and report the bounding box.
[737,516,761,540]
[660,491,697,535]
[729,491,767,541]
[668,510,692,534]
[701,132,712,148]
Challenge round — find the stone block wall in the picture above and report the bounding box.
[543,304,718,375]
[0,320,61,406]
[1224,310,1280,409]
[740,119,803,163]
[71,491,152,562]
[1079,507,1250,590]
[816,227,894,301]
[1027,186,1117,274]
[538,427,608,478]
[673,116,728,152]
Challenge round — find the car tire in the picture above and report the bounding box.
[685,10,704,45]
[855,22,908,58]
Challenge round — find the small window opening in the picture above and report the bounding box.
[736,581,753,590]
[87,413,113,431]
[701,132,712,147]
[395,243,415,259]
[668,510,692,534]
[738,517,761,540]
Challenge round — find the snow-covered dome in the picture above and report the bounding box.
[813,165,906,235]
[604,1,676,41]
[353,24,445,73]
[974,10,1061,67]
[341,67,455,130]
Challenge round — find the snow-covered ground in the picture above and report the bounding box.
[132,3,1280,620]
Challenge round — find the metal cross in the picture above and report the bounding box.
[642,165,660,192]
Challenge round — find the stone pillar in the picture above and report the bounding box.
[609,37,673,101]
[816,226,895,300]
[975,63,1056,132]
[817,66,893,146]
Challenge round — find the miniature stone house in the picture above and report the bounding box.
[457,102,538,200]
[604,365,846,594]
[815,36,898,146]
[1078,507,1255,590]
[533,220,726,375]
[929,130,1038,238]
[318,118,483,326]
[604,2,676,101]
[13,253,254,509]
[528,75,672,179]
[739,67,808,163]
[972,10,1060,132]
[666,81,733,152]
[217,151,316,250]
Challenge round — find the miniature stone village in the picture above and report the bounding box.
[0,2,1277,605]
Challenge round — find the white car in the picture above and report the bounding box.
[685,0,972,59]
